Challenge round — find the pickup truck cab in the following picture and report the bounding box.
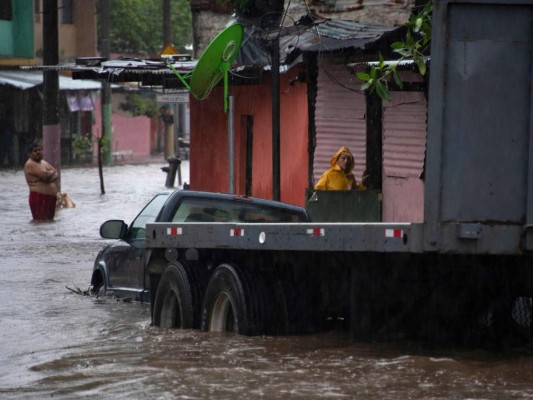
[91,190,310,301]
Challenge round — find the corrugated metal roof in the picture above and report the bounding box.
[0,71,103,90]
[328,20,385,39]
[263,19,399,65]
[237,18,397,65]
[21,58,198,85]
[101,58,196,73]
[20,19,400,85]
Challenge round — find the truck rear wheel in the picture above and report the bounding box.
[153,262,203,329]
[201,263,269,336]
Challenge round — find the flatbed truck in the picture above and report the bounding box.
[145,0,533,345]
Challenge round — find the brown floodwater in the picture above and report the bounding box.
[1,162,532,399]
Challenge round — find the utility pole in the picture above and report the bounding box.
[100,0,112,171]
[42,0,60,191]
[162,0,176,160]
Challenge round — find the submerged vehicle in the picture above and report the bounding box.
[90,189,309,302]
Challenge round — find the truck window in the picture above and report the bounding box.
[171,198,306,223]
[129,193,170,240]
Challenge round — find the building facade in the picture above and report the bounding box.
[0,0,154,168]
[0,0,99,167]
[186,2,426,220]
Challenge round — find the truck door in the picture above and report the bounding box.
[107,193,169,292]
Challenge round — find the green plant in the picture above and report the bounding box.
[357,3,432,101]
[72,134,110,159]
[119,94,158,118]
[101,0,192,55]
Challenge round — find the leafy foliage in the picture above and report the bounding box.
[98,0,192,55]
[119,94,159,118]
[72,134,110,160]
[357,3,432,101]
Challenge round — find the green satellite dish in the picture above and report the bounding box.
[167,23,243,112]
[190,23,243,101]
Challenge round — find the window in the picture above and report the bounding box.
[61,0,73,24]
[0,0,13,21]
[128,193,169,240]
[172,197,307,223]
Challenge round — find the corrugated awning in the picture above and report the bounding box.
[19,19,403,86]
[0,71,103,90]
[236,18,401,65]
[290,19,398,53]
[20,58,200,87]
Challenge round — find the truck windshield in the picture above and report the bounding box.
[172,197,307,223]
[129,193,170,240]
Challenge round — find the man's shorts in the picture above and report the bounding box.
[29,192,57,221]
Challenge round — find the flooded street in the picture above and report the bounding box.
[1,161,532,399]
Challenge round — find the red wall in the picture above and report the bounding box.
[189,71,308,206]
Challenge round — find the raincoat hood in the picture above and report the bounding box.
[330,146,355,173]
[314,146,360,191]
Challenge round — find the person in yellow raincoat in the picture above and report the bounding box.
[314,146,366,190]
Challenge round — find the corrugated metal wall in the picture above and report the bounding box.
[383,91,426,178]
[314,61,427,221]
[382,91,427,222]
[314,58,367,186]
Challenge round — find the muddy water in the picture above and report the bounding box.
[1,162,532,399]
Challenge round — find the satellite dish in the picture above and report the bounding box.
[189,23,243,111]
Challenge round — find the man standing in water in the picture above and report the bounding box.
[24,143,59,221]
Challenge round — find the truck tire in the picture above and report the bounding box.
[201,263,269,336]
[90,268,107,297]
[153,262,203,329]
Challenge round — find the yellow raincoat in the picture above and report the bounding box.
[314,146,364,191]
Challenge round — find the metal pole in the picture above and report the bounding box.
[271,37,280,201]
[164,107,174,159]
[228,96,235,194]
[100,0,112,167]
[173,103,181,186]
[173,103,179,156]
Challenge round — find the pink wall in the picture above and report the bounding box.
[109,112,151,156]
[190,70,308,206]
[93,96,151,162]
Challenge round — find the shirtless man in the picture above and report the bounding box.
[24,143,59,221]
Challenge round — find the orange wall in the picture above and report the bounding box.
[190,71,308,206]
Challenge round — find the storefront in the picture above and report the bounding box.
[0,70,101,167]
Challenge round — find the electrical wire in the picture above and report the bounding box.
[302,0,365,95]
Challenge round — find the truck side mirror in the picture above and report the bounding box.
[100,220,128,239]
